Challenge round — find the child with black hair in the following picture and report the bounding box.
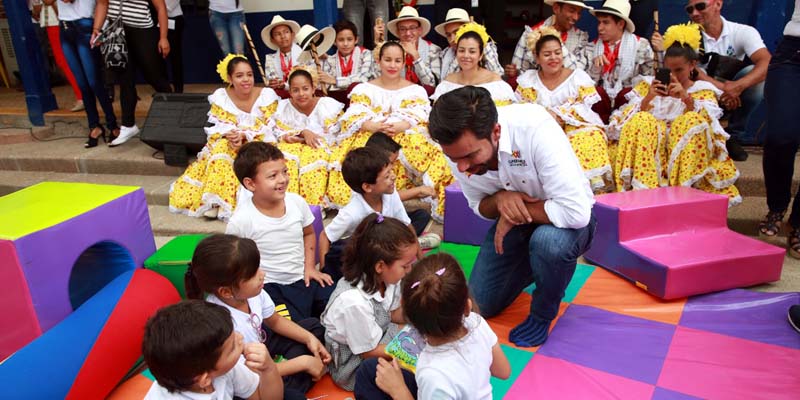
[185,234,331,397]
[320,214,419,391]
[320,19,375,97]
[142,300,283,399]
[353,253,511,399]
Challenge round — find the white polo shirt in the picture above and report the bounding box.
[700,17,766,69]
[207,290,276,345]
[450,103,594,229]
[324,191,411,243]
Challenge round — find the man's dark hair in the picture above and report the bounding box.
[342,146,391,194]
[365,132,402,154]
[143,300,234,393]
[233,141,285,184]
[428,86,498,146]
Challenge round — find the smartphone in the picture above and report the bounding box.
[655,68,671,85]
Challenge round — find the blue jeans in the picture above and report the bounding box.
[59,18,117,130]
[764,36,800,227]
[342,0,389,47]
[470,214,596,320]
[727,64,766,141]
[209,10,245,56]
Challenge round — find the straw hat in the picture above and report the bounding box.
[434,8,470,38]
[387,6,431,38]
[261,15,301,51]
[544,0,594,10]
[590,0,635,33]
[296,25,335,63]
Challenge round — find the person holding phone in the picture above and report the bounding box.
[609,23,741,206]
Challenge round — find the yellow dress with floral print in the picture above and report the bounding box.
[169,87,280,220]
[608,77,741,205]
[272,97,344,206]
[515,69,613,192]
[430,79,517,107]
[328,82,453,220]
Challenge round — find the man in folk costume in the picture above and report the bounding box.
[261,15,306,94]
[587,0,654,123]
[382,6,442,91]
[435,8,504,79]
[320,19,376,103]
[505,0,592,84]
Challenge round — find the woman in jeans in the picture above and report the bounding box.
[51,0,118,148]
[208,0,245,55]
[93,0,173,146]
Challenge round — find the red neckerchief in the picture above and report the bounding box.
[339,50,355,77]
[405,53,419,83]
[602,40,621,76]
[280,52,293,79]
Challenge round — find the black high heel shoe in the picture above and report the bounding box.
[85,126,107,148]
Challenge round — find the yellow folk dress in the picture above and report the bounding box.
[169,87,280,220]
[271,97,344,207]
[327,82,453,221]
[608,77,741,206]
[515,69,613,192]
[430,79,517,107]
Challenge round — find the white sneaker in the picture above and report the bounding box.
[418,232,442,250]
[203,207,219,219]
[70,100,85,112]
[110,125,139,147]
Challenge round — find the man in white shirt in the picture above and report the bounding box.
[428,86,596,347]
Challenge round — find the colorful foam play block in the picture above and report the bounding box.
[443,182,493,246]
[584,187,785,299]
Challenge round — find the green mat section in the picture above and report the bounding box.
[428,242,481,280]
[492,344,535,399]
[0,182,138,240]
[144,234,209,298]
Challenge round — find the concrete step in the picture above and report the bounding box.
[148,205,226,237]
[0,127,54,145]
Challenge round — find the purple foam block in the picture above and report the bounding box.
[443,182,493,246]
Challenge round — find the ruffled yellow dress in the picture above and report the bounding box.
[169,87,280,220]
[272,97,344,206]
[515,69,613,192]
[430,79,517,107]
[327,82,453,220]
[608,77,741,206]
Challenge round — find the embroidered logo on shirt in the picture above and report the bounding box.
[508,150,527,167]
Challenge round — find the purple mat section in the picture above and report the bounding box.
[538,305,676,385]
[15,189,155,331]
[652,387,703,400]
[443,182,493,246]
[679,289,800,349]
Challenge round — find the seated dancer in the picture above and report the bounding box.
[261,15,307,95]
[327,41,454,221]
[169,55,280,221]
[587,0,654,123]
[430,22,516,107]
[609,24,741,206]
[320,20,376,104]
[435,8,504,79]
[271,67,344,207]
[506,0,592,84]
[516,27,613,192]
[374,6,442,93]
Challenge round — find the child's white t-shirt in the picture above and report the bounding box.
[143,359,259,399]
[207,290,276,344]
[321,280,402,354]
[227,193,315,285]
[415,312,497,400]
[324,191,411,242]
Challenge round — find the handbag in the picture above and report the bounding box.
[98,0,128,69]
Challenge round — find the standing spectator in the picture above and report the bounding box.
[40,0,85,111]
[208,0,245,56]
[342,0,389,47]
[166,0,184,93]
[760,0,800,258]
[92,0,173,147]
[55,0,119,148]
[629,0,658,39]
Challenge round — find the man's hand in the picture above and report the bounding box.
[400,41,419,60]
[593,54,611,70]
[319,72,337,86]
[720,80,744,110]
[494,216,515,255]
[650,31,664,52]
[304,267,333,287]
[494,190,540,225]
[158,37,170,58]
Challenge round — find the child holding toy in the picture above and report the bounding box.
[320,214,419,391]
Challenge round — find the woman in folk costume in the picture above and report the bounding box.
[271,66,344,206]
[610,23,741,205]
[430,23,516,107]
[261,15,305,94]
[169,55,280,220]
[320,19,376,103]
[515,26,613,192]
[435,8,504,79]
[327,41,454,220]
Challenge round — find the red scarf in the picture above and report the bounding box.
[280,52,293,79]
[602,41,621,76]
[339,51,355,77]
[405,54,420,84]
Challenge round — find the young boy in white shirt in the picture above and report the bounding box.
[142,300,284,400]
[228,142,333,321]
[320,19,375,103]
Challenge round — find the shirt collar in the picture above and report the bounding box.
[356,279,388,302]
[497,116,512,156]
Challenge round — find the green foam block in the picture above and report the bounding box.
[144,234,209,298]
[428,242,481,280]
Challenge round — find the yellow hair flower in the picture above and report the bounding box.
[663,23,702,52]
[287,65,319,88]
[455,22,491,47]
[216,53,247,84]
[526,26,561,54]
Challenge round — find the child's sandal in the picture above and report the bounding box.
[788,229,800,259]
[758,210,786,237]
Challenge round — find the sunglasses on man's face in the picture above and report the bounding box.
[685,2,708,14]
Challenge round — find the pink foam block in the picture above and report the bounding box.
[585,187,785,299]
[0,240,41,360]
[443,182,493,246]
